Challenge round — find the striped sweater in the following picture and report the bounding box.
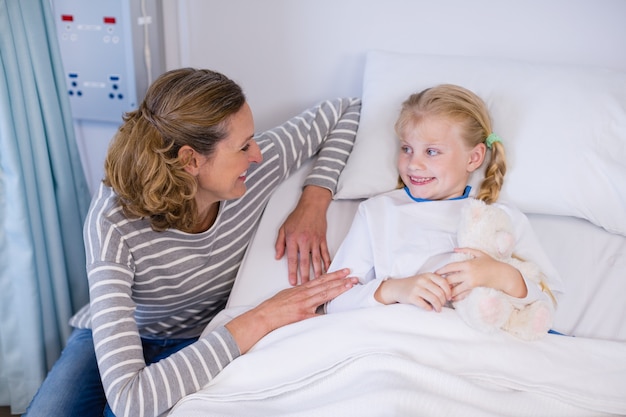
[69,98,361,417]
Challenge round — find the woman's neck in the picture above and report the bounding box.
[193,201,219,233]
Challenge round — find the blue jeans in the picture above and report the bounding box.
[22,328,197,417]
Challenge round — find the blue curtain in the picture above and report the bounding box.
[0,0,91,413]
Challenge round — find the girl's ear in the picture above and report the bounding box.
[467,143,487,173]
[179,145,200,176]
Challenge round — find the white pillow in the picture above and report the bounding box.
[335,51,626,237]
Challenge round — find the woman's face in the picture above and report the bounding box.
[193,102,262,207]
[397,115,484,201]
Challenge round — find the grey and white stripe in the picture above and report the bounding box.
[68,98,361,417]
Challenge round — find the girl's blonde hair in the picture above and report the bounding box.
[104,68,246,232]
[394,84,506,204]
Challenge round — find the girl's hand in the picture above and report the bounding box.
[375,273,452,312]
[226,268,357,354]
[435,248,528,301]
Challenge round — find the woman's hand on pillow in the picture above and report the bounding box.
[275,186,333,285]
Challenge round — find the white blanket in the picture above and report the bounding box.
[169,305,626,417]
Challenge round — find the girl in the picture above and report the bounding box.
[325,84,562,339]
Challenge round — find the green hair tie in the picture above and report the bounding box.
[485,133,502,149]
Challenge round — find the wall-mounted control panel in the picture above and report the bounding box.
[52,0,164,123]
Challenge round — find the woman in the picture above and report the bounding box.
[24,68,361,417]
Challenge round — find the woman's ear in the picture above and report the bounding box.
[179,145,200,176]
[467,143,487,173]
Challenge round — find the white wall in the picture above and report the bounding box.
[75,0,626,192]
[166,0,626,131]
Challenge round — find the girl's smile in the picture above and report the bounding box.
[397,115,485,201]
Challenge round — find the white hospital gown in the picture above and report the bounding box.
[326,188,563,313]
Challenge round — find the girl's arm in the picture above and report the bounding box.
[325,202,386,314]
[374,273,452,312]
[436,248,529,301]
[435,203,562,305]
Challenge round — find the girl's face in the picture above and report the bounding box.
[188,102,262,210]
[397,115,485,201]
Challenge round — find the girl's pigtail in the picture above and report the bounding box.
[476,140,507,204]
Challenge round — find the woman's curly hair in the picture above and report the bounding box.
[103,68,246,232]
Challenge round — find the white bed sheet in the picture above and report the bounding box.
[171,306,626,417]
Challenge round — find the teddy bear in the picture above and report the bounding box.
[451,199,555,341]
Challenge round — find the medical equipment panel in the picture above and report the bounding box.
[52,0,164,123]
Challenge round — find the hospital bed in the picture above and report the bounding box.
[167,51,626,416]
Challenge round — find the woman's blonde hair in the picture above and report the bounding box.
[104,68,246,232]
[394,84,506,204]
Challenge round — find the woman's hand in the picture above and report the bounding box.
[225,268,357,354]
[275,186,333,285]
[435,248,528,301]
[374,273,452,312]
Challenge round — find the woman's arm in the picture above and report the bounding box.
[225,268,357,353]
[88,264,241,417]
[267,98,361,284]
[89,246,356,417]
[274,186,333,284]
